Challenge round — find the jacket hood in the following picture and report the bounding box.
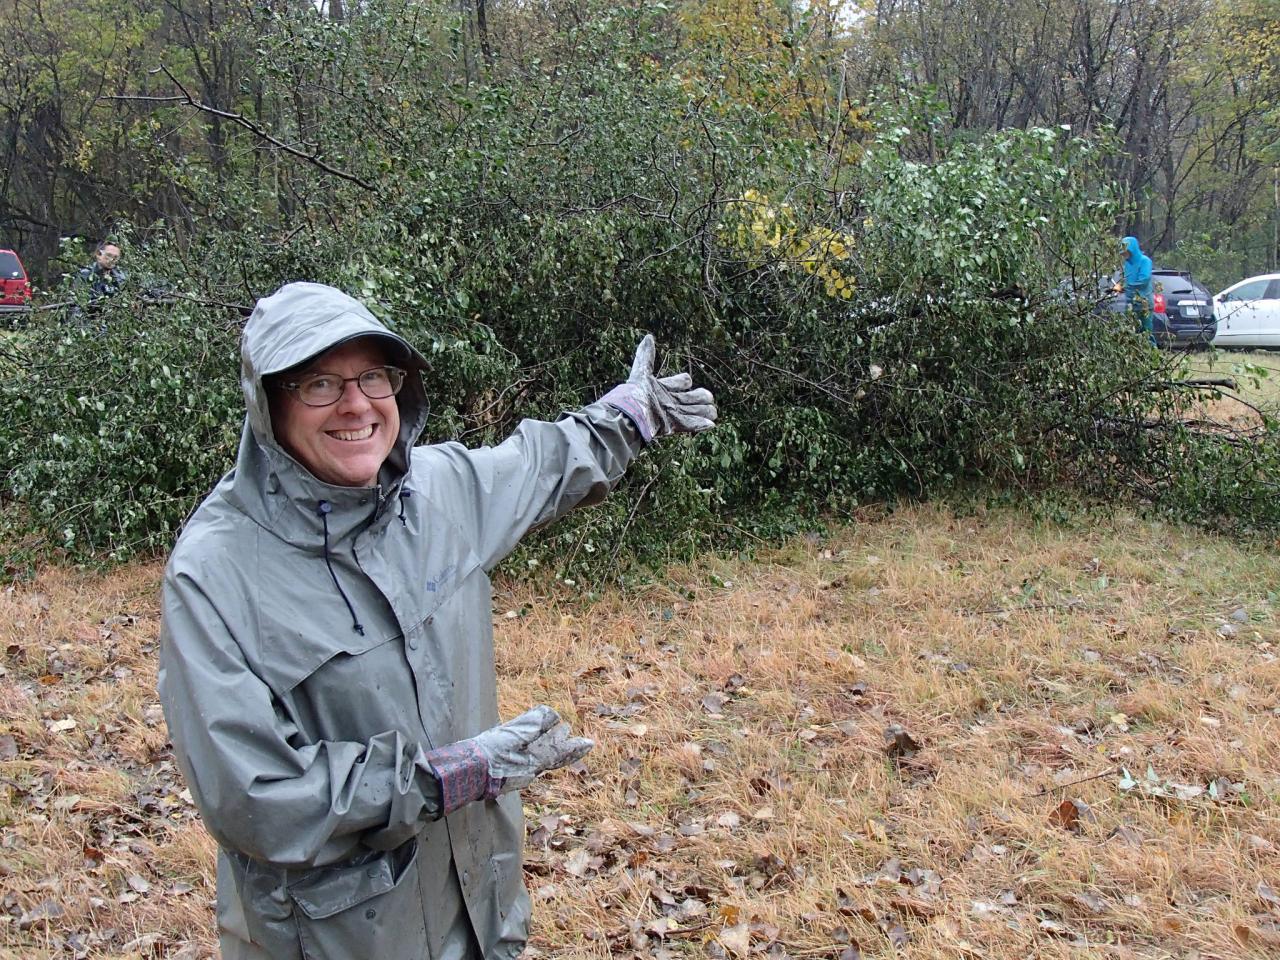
[1121,237,1152,288]
[228,282,431,537]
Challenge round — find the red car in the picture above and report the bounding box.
[1,248,33,313]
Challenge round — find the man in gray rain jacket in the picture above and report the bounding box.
[157,282,716,959]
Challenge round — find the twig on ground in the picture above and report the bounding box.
[1029,766,1120,798]
[966,600,1085,616]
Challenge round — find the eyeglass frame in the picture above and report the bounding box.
[278,365,408,408]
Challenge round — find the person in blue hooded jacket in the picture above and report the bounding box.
[1120,236,1155,343]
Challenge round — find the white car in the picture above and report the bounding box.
[1212,273,1280,347]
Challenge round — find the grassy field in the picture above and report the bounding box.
[1178,349,1280,412]
[2,503,1280,959]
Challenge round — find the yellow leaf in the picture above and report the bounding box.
[718,903,743,924]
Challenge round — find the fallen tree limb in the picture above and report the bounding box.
[1147,377,1238,391]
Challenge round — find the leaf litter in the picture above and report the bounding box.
[7,506,1280,957]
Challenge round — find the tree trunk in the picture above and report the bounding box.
[475,0,493,67]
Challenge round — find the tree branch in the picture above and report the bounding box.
[103,65,377,193]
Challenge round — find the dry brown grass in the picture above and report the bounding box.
[4,504,1280,959]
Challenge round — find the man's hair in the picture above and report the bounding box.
[96,241,120,254]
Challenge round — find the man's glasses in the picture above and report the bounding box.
[280,366,406,407]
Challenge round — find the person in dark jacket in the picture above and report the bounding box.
[157,282,716,959]
[68,240,127,328]
[76,241,126,301]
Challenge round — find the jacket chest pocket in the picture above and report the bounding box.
[390,543,484,635]
[289,839,426,960]
[253,563,402,698]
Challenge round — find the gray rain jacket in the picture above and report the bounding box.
[158,283,643,959]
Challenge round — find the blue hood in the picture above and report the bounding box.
[1122,236,1153,294]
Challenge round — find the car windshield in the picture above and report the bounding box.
[0,251,22,279]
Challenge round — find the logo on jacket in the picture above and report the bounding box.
[425,564,456,593]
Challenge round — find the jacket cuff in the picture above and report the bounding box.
[598,384,653,443]
[425,740,494,814]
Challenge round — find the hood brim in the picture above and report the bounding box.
[238,282,431,489]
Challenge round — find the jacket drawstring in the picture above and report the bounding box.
[398,488,411,526]
[316,500,365,636]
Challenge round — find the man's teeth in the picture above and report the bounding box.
[330,426,374,441]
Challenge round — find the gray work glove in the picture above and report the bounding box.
[599,334,718,442]
[425,705,593,814]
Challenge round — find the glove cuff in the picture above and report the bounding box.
[425,740,498,814]
[599,383,654,442]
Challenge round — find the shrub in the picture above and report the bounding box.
[4,4,1275,573]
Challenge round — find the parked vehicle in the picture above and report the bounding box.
[1074,267,1213,348]
[1149,269,1215,348]
[0,248,33,314]
[1051,275,1130,316]
[1212,274,1280,348]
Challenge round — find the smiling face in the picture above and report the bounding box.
[95,244,121,269]
[270,338,400,488]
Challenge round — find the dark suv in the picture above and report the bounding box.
[0,248,33,315]
[1092,268,1214,348]
[1053,275,1131,316]
[1149,269,1214,347]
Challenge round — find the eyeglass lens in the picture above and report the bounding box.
[294,367,405,406]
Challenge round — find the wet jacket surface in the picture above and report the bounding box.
[1122,236,1153,308]
[158,283,643,959]
[75,262,126,300]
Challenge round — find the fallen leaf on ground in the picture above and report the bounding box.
[1049,798,1093,831]
[1234,920,1280,948]
[701,693,728,715]
[563,848,591,877]
[883,724,920,759]
[717,903,743,924]
[932,916,961,937]
[717,921,751,956]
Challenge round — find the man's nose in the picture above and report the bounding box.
[333,378,373,412]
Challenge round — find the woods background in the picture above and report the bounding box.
[1,0,1279,569]
[3,0,1276,289]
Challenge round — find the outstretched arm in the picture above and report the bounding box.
[426,335,718,571]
